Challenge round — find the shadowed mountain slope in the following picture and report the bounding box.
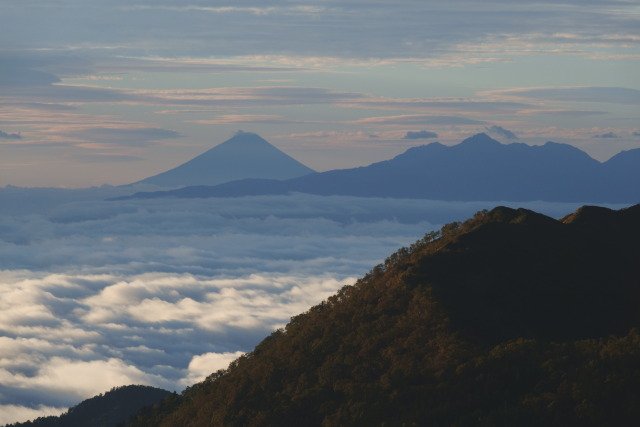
[5,385,172,427]
[133,131,314,188]
[120,133,640,203]
[127,204,640,426]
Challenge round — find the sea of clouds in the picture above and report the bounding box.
[0,188,624,424]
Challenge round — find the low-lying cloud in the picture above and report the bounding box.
[403,130,438,139]
[593,131,618,138]
[0,130,22,140]
[0,188,626,424]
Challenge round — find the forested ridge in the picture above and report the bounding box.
[126,204,640,426]
[5,385,171,427]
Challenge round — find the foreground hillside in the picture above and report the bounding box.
[6,386,171,427]
[126,203,640,426]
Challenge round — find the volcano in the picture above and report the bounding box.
[134,131,314,188]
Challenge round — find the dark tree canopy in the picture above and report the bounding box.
[5,385,172,427]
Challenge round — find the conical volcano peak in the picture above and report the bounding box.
[219,131,271,147]
[232,130,261,139]
[133,132,315,188]
[457,132,503,148]
[212,131,291,157]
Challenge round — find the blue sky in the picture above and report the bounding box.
[1,0,639,187]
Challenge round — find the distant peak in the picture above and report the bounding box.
[560,205,615,225]
[225,131,266,143]
[482,206,557,226]
[133,131,314,187]
[214,131,277,150]
[233,130,259,138]
[457,133,502,147]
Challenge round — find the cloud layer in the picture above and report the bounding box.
[1,188,618,424]
[2,1,637,59]
[404,130,438,139]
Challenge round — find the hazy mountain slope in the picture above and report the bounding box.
[120,133,639,202]
[282,134,603,200]
[5,385,172,427]
[134,131,314,188]
[127,204,640,426]
[602,148,640,200]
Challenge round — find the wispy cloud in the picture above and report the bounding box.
[484,87,640,105]
[3,1,636,60]
[485,125,518,140]
[516,109,608,117]
[354,98,535,115]
[403,130,438,139]
[0,130,22,139]
[593,131,618,138]
[66,127,181,147]
[130,86,366,107]
[119,5,328,17]
[69,153,144,163]
[94,56,310,75]
[352,115,485,126]
[188,115,314,125]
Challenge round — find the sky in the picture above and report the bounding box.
[0,190,616,424]
[1,0,639,187]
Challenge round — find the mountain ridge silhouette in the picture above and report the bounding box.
[119,133,640,203]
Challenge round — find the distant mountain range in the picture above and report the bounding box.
[133,131,315,188]
[121,133,640,203]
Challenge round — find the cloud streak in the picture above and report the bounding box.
[66,127,181,147]
[3,0,636,59]
[353,115,486,126]
[0,130,22,139]
[487,87,640,105]
[485,125,518,140]
[403,130,438,139]
[593,131,618,138]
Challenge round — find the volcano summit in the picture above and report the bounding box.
[134,131,315,188]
